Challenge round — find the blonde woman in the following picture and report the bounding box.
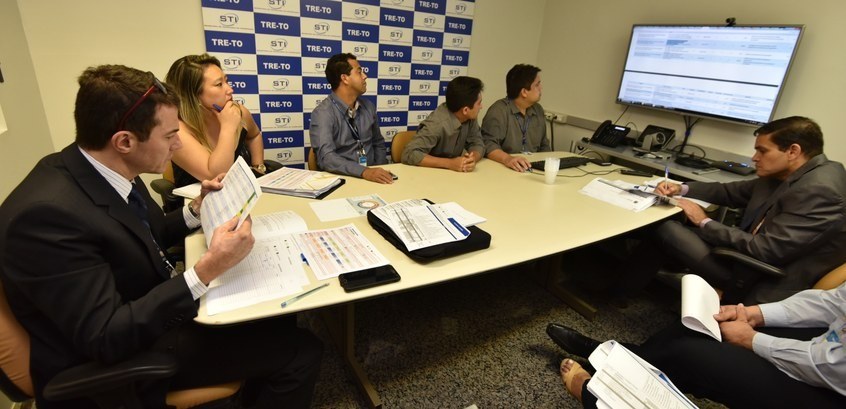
[166,53,266,187]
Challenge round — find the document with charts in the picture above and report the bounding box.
[295,224,389,280]
[200,157,262,246]
[204,211,310,315]
[370,199,473,251]
[587,340,697,409]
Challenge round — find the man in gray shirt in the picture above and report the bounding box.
[309,53,393,183]
[482,64,550,172]
[402,76,485,172]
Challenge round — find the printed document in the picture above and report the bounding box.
[587,341,697,409]
[295,224,389,280]
[257,167,342,198]
[204,211,310,315]
[370,199,471,251]
[200,157,262,245]
[580,178,657,212]
[681,274,722,341]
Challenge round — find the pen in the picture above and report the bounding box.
[280,283,329,308]
[663,165,669,188]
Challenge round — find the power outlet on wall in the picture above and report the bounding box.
[544,110,565,122]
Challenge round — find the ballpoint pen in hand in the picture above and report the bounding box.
[280,283,329,308]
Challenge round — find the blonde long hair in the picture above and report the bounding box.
[166,53,240,150]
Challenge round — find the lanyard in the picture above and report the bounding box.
[514,111,531,152]
[331,97,366,159]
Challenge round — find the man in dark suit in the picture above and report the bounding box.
[0,65,322,408]
[624,116,846,303]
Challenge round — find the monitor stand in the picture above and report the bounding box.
[675,156,711,169]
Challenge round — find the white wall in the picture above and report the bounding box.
[0,0,53,200]
[537,0,846,161]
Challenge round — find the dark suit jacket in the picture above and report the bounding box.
[0,144,197,408]
[687,154,846,302]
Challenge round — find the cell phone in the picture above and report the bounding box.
[338,265,400,292]
[390,172,399,180]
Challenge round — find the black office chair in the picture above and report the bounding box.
[0,281,241,409]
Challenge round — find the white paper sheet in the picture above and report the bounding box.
[309,194,387,222]
[370,199,471,251]
[580,178,656,212]
[681,274,722,341]
[200,157,262,246]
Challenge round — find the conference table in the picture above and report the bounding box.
[185,151,680,407]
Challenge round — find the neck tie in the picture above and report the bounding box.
[128,183,176,277]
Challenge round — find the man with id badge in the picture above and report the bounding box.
[310,53,393,183]
[482,64,550,172]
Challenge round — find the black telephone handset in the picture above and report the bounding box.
[590,120,631,148]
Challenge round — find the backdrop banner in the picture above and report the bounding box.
[201,0,475,167]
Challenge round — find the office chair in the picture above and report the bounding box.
[390,130,415,164]
[307,147,318,171]
[711,247,846,291]
[0,281,241,409]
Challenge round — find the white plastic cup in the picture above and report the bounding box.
[544,157,560,184]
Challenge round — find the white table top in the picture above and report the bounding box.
[187,152,679,325]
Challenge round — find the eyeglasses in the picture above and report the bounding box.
[116,72,167,132]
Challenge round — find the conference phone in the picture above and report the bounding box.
[589,120,631,147]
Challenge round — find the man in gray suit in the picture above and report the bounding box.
[633,116,846,303]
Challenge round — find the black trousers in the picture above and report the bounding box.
[580,322,846,409]
[157,315,323,409]
[617,219,757,303]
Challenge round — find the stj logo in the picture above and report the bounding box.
[452,37,464,47]
[455,3,467,14]
[219,14,239,26]
[276,150,293,160]
[390,0,405,5]
[275,115,292,127]
[234,97,246,105]
[272,78,290,90]
[268,0,287,9]
[421,50,433,60]
[353,45,368,56]
[422,16,436,27]
[315,98,324,105]
[314,22,330,34]
[387,65,401,76]
[270,38,289,51]
[389,30,403,41]
[385,129,397,138]
[353,8,368,19]
[387,98,400,107]
[448,68,460,78]
[415,113,428,122]
[314,62,327,71]
[419,83,431,92]
[222,56,242,70]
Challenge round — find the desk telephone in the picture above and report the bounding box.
[590,120,631,147]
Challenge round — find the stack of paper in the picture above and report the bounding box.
[370,199,483,251]
[587,341,698,409]
[257,167,343,198]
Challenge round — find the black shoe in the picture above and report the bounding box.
[546,323,600,358]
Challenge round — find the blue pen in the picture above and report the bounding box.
[280,283,329,308]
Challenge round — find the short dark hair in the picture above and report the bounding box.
[445,76,484,112]
[75,65,178,150]
[505,64,541,99]
[755,116,824,158]
[325,53,357,90]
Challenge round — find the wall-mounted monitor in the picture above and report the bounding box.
[616,25,804,126]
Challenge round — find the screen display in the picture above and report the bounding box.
[616,25,803,126]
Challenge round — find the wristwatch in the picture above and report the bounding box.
[187,200,201,219]
[251,163,267,174]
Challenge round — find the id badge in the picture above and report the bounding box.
[358,153,367,167]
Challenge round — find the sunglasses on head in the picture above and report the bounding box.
[115,72,167,132]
